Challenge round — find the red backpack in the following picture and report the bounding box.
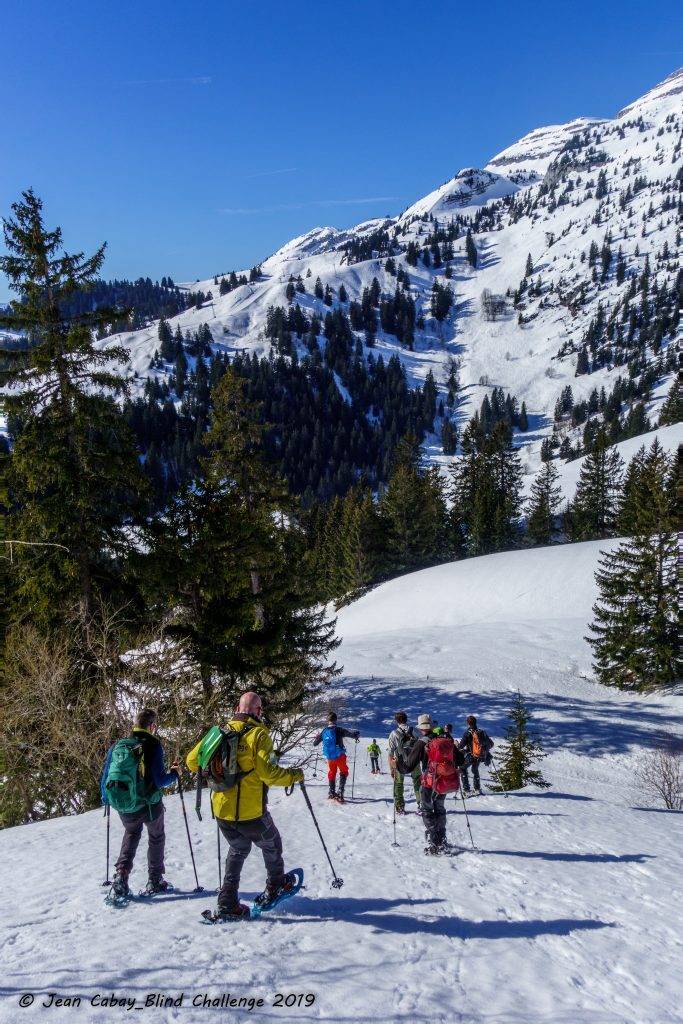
[422,737,460,794]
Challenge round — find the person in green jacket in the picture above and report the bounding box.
[367,740,381,774]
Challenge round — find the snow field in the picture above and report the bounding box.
[1,540,681,1023]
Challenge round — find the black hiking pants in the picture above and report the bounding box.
[420,786,447,846]
[217,812,285,911]
[115,800,165,880]
[461,754,482,792]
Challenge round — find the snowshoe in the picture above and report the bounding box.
[105,871,132,907]
[139,878,175,897]
[251,869,304,917]
[334,794,346,804]
[201,902,251,924]
[395,806,406,815]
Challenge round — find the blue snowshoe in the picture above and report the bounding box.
[251,869,304,917]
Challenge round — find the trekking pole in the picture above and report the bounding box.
[458,775,476,850]
[489,755,509,799]
[102,804,111,886]
[391,798,399,847]
[216,822,222,892]
[351,740,358,799]
[313,751,319,778]
[299,783,344,889]
[176,773,204,892]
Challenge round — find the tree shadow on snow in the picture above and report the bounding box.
[344,678,680,758]
[275,895,613,940]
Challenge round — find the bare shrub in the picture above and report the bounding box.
[636,733,682,811]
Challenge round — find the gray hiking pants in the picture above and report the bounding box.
[420,786,447,846]
[217,812,284,910]
[115,800,165,880]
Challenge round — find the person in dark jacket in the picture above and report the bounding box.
[101,708,179,897]
[313,711,359,802]
[458,715,493,797]
[400,713,465,853]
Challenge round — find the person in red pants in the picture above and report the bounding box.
[313,711,359,803]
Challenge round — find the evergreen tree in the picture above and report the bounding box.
[380,437,448,575]
[0,190,145,629]
[527,460,563,545]
[465,229,477,268]
[658,379,680,426]
[587,439,677,690]
[567,428,624,540]
[336,488,383,603]
[524,253,533,277]
[149,368,339,709]
[490,691,550,791]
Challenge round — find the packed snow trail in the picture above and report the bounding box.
[1,541,681,1024]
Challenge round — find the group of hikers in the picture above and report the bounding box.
[101,698,493,922]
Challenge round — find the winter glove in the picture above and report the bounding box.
[354,731,360,741]
[290,768,305,784]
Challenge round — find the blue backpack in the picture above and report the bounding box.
[322,726,344,761]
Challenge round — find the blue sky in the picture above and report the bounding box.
[1,0,681,299]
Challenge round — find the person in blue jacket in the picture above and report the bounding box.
[101,708,179,897]
[313,711,359,802]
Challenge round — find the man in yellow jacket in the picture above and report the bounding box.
[186,690,304,920]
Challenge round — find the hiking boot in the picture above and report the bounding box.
[145,877,173,894]
[254,872,298,908]
[112,870,131,898]
[215,902,250,921]
[338,776,347,798]
[328,780,336,800]
[424,844,441,855]
[472,788,482,797]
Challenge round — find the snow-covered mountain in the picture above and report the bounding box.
[2,540,681,1023]
[104,70,682,479]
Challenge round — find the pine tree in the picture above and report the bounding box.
[658,379,680,426]
[587,439,677,690]
[150,368,339,709]
[337,489,382,602]
[567,428,624,541]
[465,229,477,269]
[490,691,550,791]
[527,460,563,545]
[524,253,533,277]
[380,437,448,575]
[0,190,145,628]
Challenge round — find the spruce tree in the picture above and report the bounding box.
[490,691,550,791]
[0,190,145,628]
[658,379,680,426]
[587,439,678,690]
[567,428,624,541]
[465,229,477,268]
[527,460,563,545]
[149,367,339,711]
[380,437,448,575]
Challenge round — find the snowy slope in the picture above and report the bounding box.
[98,69,681,490]
[2,541,681,1024]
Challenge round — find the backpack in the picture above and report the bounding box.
[322,726,344,761]
[471,728,493,764]
[422,736,460,795]
[393,726,417,774]
[105,737,152,814]
[194,724,254,820]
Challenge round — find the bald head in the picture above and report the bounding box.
[238,691,263,717]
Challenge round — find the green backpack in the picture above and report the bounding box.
[105,737,153,815]
[194,724,254,820]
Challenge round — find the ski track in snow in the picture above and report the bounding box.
[2,542,682,1023]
